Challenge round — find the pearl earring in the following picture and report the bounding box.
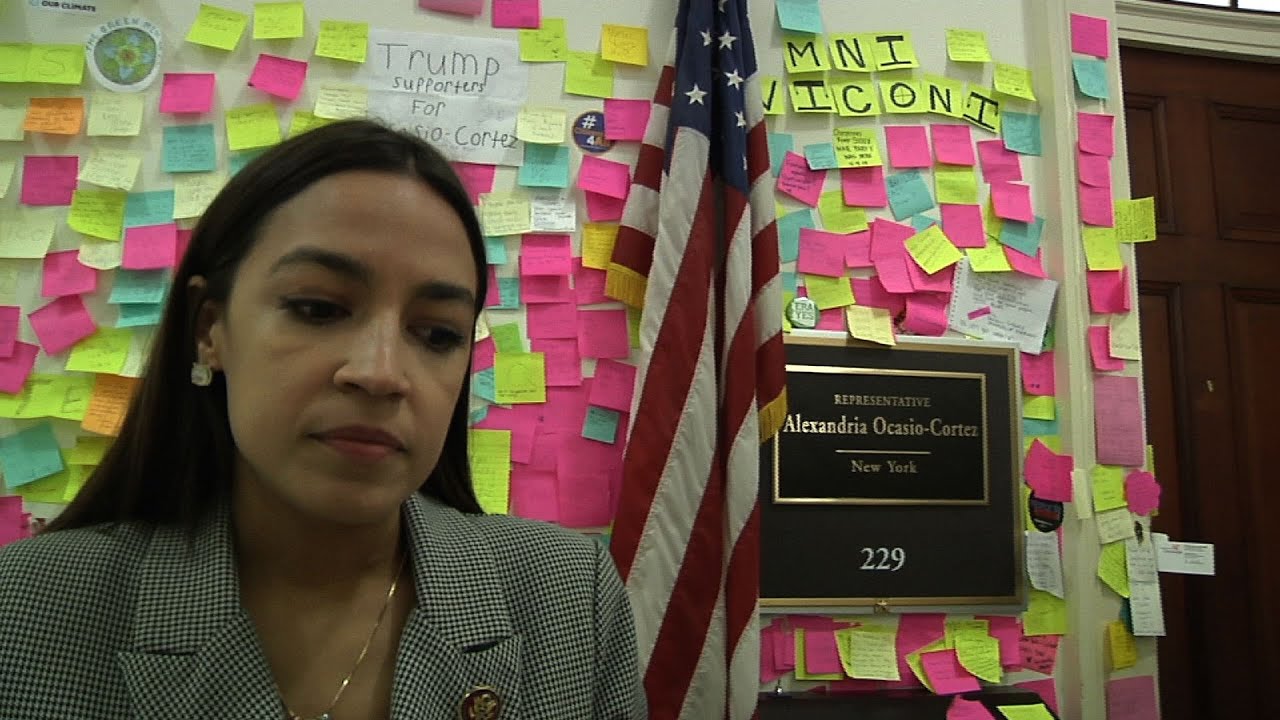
[190,362,213,387]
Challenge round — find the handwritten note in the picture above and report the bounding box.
[0,423,65,488]
[163,124,218,173]
[468,429,511,514]
[315,20,369,63]
[23,97,84,135]
[1025,530,1065,598]
[313,84,367,119]
[253,1,305,40]
[516,106,567,144]
[187,4,250,51]
[78,148,141,191]
[565,51,614,99]
[846,305,896,346]
[249,54,308,100]
[494,352,546,404]
[993,63,1036,102]
[68,189,127,241]
[1094,375,1145,465]
[946,29,991,62]
[173,171,226,219]
[519,17,568,62]
[833,127,882,168]
[226,103,281,151]
[601,24,648,66]
[87,92,144,136]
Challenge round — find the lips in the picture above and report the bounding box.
[314,425,406,451]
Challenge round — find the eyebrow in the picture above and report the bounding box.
[268,246,477,308]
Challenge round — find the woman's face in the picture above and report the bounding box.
[200,170,477,526]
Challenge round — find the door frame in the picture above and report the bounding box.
[1116,0,1280,59]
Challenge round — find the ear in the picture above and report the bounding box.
[188,276,225,371]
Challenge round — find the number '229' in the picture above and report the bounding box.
[859,547,906,571]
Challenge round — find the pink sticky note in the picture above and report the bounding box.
[1071,13,1110,59]
[906,258,955,293]
[1025,439,1073,502]
[1079,183,1115,227]
[1016,678,1060,716]
[976,615,1023,668]
[760,627,785,683]
[841,166,888,207]
[574,262,609,306]
[902,293,950,336]
[846,230,872,268]
[41,250,98,298]
[774,626,797,670]
[797,227,848,277]
[0,342,39,394]
[931,124,976,166]
[21,155,78,206]
[159,73,217,113]
[453,162,497,204]
[520,234,573,276]
[1087,268,1129,314]
[484,266,501,307]
[578,155,631,200]
[472,336,496,372]
[1125,470,1161,516]
[940,204,985,248]
[1094,375,1146,466]
[920,650,981,695]
[947,698,995,720]
[852,276,905,317]
[578,308,630,359]
[976,140,1022,184]
[777,151,825,206]
[248,54,309,101]
[815,307,845,331]
[1077,151,1111,188]
[1021,351,1056,396]
[0,306,18,358]
[1106,675,1159,720]
[870,218,917,295]
[557,466,613,528]
[1019,634,1060,675]
[991,182,1034,223]
[492,0,540,28]
[804,629,843,675]
[521,274,574,304]
[419,0,483,15]
[588,358,636,413]
[1078,112,1116,157]
[584,190,626,222]
[123,223,179,270]
[885,126,932,168]
[532,337,582,387]
[1005,246,1047,278]
[527,301,578,339]
[1088,325,1125,371]
[604,99,651,141]
[510,467,559,521]
[28,295,97,356]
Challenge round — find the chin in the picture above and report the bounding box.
[300,482,411,527]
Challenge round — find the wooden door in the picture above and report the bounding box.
[1122,46,1280,720]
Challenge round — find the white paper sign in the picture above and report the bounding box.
[366,91,523,166]
[360,30,528,102]
[1125,536,1159,583]
[1025,531,1065,599]
[1152,533,1216,575]
[949,258,1058,354]
[1096,507,1136,544]
[1129,578,1167,637]
[529,191,576,232]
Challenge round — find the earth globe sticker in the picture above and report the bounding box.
[86,18,163,93]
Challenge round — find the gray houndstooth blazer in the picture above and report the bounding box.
[0,493,647,719]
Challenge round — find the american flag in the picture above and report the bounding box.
[604,0,788,717]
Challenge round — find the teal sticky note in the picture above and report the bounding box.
[472,368,497,402]
[124,191,176,228]
[775,0,824,34]
[496,277,521,309]
[162,124,218,173]
[229,149,265,175]
[109,269,171,304]
[0,423,65,488]
[1023,417,1060,437]
[803,142,838,171]
[776,208,814,264]
[768,132,794,177]
[484,237,508,265]
[582,405,621,444]
[782,270,798,294]
[115,302,165,327]
[1002,111,1042,156]
[911,214,938,232]
[886,170,935,220]
[1072,58,1110,100]
[517,143,570,188]
[1000,215,1045,256]
[469,405,489,425]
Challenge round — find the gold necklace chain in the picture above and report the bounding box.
[284,551,408,720]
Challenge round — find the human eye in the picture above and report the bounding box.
[280,297,350,324]
[413,325,466,353]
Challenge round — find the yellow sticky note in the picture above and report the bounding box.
[831,81,880,117]
[25,45,85,85]
[789,78,834,114]
[582,223,618,270]
[782,34,830,74]
[924,74,966,119]
[880,79,928,114]
[87,92,144,137]
[254,2,305,40]
[996,705,1056,720]
[601,24,648,66]
[945,618,989,646]
[23,97,84,135]
[489,322,524,353]
[906,225,963,275]
[68,435,113,465]
[934,165,979,204]
[288,110,332,137]
[519,18,568,62]
[761,76,785,116]
[78,148,142,191]
[1109,311,1142,361]
[1022,394,1056,421]
[818,191,868,234]
[1098,540,1130,598]
[174,172,227,219]
[0,158,16,199]
[946,29,992,63]
[187,4,250,51]
[0,104,25,140]
[872,32,919,71]
[480,193,532,236]
[794,629,843,681]
[803,275,854,310]
[954,633,1002,683]
[1021,588,1067,636]
[66,327,133,374]
[994,63,1037,102]
[565,51,614,99]
[226,103,282,151]
[983,198,1004,241]
[966,237,1013,273]
[68,189,127,241]
[1116,197,1157,242]
[906,637,946,691]
[0,217,55,258]
[468,428,512,514]
[828,34,876,73]
[315,20,369,63]
[846,305,896,346]
[314,84,367,119]
[833,127,881,168]
[1082,226,1122,270]
[516,106,567,144]
[494,352,546,404]
[1091,465,1128,512]
[841,624,901,681]
[1108,619,1139,670]
[0,43,31,84]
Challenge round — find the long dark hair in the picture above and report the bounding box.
[47,120,488,532]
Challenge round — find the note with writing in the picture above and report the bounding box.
[519,17,568,62]
[253,1,305,39]
[226,104,281,151]
[946,29,991,62]
[0,422,65,488]
[187,4,250,51]
[565,51,614,99]
[949,258,1058,353]
[23,97,84,135]
[601,24,648,66]
[517,107,567,144]
[79,148,141,191]
[840,623,900,680]
[68,189,127,241]
[249,54,308,101]
[1025,530,1065,598]
[468,429,511,514]
[163,124,218,173]
[495,352,546,404]
[1093,375,1145,465]
[777,151,824,206]
[315,20,369,63]
[87,92,144,136]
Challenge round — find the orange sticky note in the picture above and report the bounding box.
[81,373,138,436]
[23,97,85,135]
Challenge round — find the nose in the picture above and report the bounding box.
[332,314,413,398]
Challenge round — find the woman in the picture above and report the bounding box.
[0,120,646,720]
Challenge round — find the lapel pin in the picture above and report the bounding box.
[460,685,501,720]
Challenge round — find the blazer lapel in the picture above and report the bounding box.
[393,496,523,719]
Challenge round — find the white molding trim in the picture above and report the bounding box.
[1116,0,1280,59]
